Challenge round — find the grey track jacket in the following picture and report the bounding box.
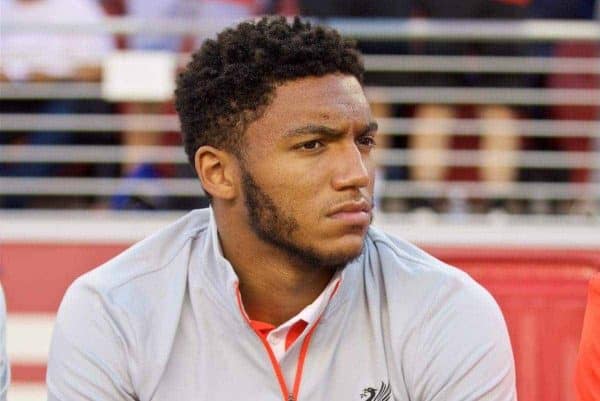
[47,208,516,401]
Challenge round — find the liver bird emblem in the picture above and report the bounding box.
[360,381,392,401]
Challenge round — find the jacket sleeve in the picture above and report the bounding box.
[408,273,517,401]
[47,279,137,401]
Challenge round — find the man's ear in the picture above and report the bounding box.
[194,146,239,200]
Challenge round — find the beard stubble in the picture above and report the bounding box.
[240,168,365,270]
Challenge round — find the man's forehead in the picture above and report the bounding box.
[265,75,370,122]
[274,74,366,104]
[244,74,371,147]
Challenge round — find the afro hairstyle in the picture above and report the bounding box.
[174,16,365,166]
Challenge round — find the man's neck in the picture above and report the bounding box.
[234,258,335,327]
[215,211,335,327]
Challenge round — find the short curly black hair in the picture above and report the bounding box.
[175,16,364,166]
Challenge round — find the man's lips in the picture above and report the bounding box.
[327,200,372,225]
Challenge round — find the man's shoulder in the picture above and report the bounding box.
[364,228,515,400]
[49,209,214,394]
[364,226,490,306]
[66,209,212,308]
[366,226,466,280]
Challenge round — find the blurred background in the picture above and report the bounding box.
[0,0,599,400]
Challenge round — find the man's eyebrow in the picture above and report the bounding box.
[284,124,343,138]
[362,121,379,135]
[284,121,379,138]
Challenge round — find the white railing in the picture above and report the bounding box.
[2,114,599,137]
[2,83,599,105]
[2,177,599,202]
[1,146,599,169]
[364,55,600,74]
[1,18,599,215]
[2,17,599,41]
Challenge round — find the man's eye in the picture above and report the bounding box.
[357,136,376,147]
[300,140,324,150]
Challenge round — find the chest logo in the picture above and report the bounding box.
[360,381,391,401]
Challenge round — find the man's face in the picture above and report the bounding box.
[238,74,377,269]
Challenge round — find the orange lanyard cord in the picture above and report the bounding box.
[234,280,341,401]
[290,317,320,400]
[235,286,293,400]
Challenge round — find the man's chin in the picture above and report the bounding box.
[314,241,365,269]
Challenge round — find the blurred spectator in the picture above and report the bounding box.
[102,0,192,209]
[409,0,531,211]
[126,0,194,51]
[1,0,113,82]
[109,0,256,50]
[527,0,596,19]
[111,0,260,210]
[299,0,410,19]
[526,0,599,214]
[596,0,600,199]
[0,0,117,208]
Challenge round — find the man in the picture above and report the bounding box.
[47,17,516,401]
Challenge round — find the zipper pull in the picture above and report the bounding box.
[288,395,295,401]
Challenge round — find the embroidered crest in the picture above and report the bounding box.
[360,381,391,401]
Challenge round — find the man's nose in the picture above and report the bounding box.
[331,144,371,191]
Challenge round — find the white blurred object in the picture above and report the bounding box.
[102,51,177,102]
[0,0,114,80]
[447,186,468,221]
[7,384,47,401]
[192,0,257,47]
[125,0,192,50]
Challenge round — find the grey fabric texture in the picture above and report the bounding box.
[47,208,516,401]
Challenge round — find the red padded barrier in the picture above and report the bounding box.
[0,243,127,312]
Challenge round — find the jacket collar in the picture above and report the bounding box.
[191,207,363,325]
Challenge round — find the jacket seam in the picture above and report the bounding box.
[109,226,208,292]
[106,225,210,390]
